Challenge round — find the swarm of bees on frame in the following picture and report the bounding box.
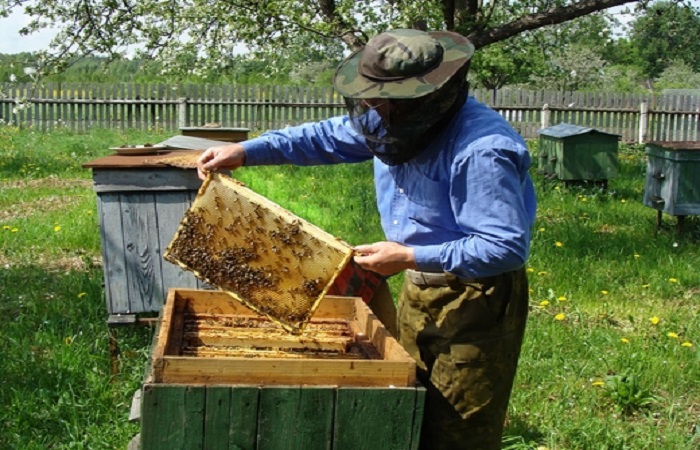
[165,173,353,333]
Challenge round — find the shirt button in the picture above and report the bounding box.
[393,220,399,225]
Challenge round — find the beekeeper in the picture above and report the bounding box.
[197,28,536,450]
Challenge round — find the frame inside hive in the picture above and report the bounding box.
[164,172,354,333]
[149,289,417,387]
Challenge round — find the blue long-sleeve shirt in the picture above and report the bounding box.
[242,96,536,279]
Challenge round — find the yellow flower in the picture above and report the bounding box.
[601,290,609,295]
[77,292,87,299]
[2,225,9,230]
[620,338,630,344]
[582,197,588,202]
[539,300,550,307]
[649,316,660,325]
[667,332,679,339]
[634,254,640,259]
[591,380,605,387]
[54,225,61,232]
[642,284,650,289]
[64,336,73,345]
[668,278,678,283]
[11,228,18,233]
[539,227,545,232]
[554,313,566,321]
[537,271,548,276]
[527,267,534,273]
[557,296,567,302]
[681,342,693,348]
[621,199,626,203]
[555,241,564,247]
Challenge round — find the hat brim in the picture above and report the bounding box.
[333,31,475,99]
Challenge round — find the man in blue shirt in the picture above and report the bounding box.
[198,29,536,450]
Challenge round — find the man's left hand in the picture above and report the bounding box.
[353,242,417,276]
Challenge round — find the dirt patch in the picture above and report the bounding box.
[0,251,102,272]
[0,176,91,190]
[0,195,87,221]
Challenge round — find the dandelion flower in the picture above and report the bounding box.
[642,284,650,289]
[2,225,9,230]
[557,296,567,302]
[620,338,630,344]
[668,278,678,283]
[667,332,679,339]
[11,228,18,232]
[555,241,564,247]
[538,271,548,276]
[539,227,545,232]
[554,313,566,321]
[54,225,61,232]
[634,254,640,259]
[621,199,626,203]
[601,290,609,295]
[77,292,87,299]
[681,342,693,348]
[527,267,534,273]
[591,381,605,387]
[649,316,660,325]
[582,197,588,202]
[539,300,550,307]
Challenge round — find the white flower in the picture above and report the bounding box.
[9,74,16,82]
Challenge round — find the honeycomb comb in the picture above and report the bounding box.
[164,172,354,333]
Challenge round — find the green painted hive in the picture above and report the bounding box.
[538,123,620,181]
[136,288,425,450]
[643,141,700,216]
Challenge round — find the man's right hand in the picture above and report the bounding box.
[196,143,247,180]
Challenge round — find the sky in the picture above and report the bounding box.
[0,9,57,54]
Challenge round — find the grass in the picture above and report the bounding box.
[1,126,698,449]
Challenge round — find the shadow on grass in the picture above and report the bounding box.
[502,413,546,449]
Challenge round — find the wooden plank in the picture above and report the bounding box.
[161,356,415,386]
[140,384,186,450]
[334,387,422,450]
[98,193,130,315]
[229,386,260,448]
[203,386,231,450]
[91,168,202,192]
[156,190,200,291]
[182,386,206,449]
[257,386,334,450]
[121,193,165,313]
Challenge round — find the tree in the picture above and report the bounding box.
[0,0,694,83]
[628,1,700,79]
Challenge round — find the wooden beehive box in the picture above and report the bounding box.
[538,123,620,182]
[139,288,424,450]
[643,141,700,217]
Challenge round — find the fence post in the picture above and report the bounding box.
[541,103,550,129]
[639,100,648,144]
[178,97,188,128]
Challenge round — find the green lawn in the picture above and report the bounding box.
[0,126,698,449]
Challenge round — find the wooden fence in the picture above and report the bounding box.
[1,82,699,143]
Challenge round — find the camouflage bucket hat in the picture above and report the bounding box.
[333,29,474,99]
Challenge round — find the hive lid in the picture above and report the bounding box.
[164,172,354,333]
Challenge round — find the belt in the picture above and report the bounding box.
[405,269,473,287]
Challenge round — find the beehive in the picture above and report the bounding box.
[164,172,354,333]
[138,289,424,450]
[643,141,700,217]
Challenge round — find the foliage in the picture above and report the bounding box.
[602,371,657,414]
[628,0,700,79]
[654,60,700,91]
[0,0,663,83]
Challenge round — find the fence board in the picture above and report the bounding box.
[2,82,699,143]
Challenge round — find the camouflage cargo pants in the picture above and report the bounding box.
[397,267,529,450]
